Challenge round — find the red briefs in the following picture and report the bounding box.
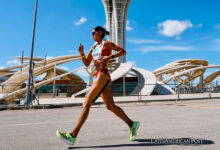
[95,69,110,78]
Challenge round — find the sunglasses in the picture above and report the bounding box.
[92,30,99,36]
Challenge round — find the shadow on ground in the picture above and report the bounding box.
[68,137,214,149]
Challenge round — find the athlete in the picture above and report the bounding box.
[56,26,139,144]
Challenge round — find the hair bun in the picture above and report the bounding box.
[105,30,110,35]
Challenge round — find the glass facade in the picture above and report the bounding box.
[111,81,137,96]
[111,77,138,96]
[36,84,67,93]
[35,80,86,97]
[35,78,137,97]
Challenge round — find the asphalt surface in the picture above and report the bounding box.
[0,99,219,150]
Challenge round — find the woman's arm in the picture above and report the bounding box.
[98,41,126,65]
[78,43,93,67]
[105,41,126,58]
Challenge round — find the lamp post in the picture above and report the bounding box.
[24,0,39,105]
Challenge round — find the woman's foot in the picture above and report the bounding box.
[129,121,140,141]
[56,130,76,144]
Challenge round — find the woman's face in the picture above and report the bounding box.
[92,30,103,41]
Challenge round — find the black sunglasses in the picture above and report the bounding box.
[92,30,97,36]
[92,30,101,36]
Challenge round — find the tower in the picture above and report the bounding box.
[102,0,132,63]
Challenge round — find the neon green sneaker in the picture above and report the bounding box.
[56,130,76,144]
[129,121,140,141]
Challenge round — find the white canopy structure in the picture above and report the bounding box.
[1,57,220,103]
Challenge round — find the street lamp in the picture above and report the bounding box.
[24,0,39,105]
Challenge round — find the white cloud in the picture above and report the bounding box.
[46,56,54,60]
[7,59,20,66]
[74,17,87,26]
[197,23,203,28]
[175,36,181,40]
[76,69,89,77]
[127,61,136,67]
[213,39,220,51]
[127,38,162,44]
[214,23,220,29]
[158,20,193,38]
[0,66,4,69]
[141,45,191,53]
[214,39,220,44]
[57,66,69,71]
[126,20,133,31]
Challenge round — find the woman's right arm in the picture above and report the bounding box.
[78,43,93,67]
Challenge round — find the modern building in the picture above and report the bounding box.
[102,0,132,63]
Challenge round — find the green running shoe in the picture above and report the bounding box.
[129,121,140,141]
[56,130,76,144]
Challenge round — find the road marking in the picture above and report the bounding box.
[187,105,220,109]
[0,118,117,127]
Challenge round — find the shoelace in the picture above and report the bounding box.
[61,132,68,139]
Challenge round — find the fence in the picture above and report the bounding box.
[1,81,220,105]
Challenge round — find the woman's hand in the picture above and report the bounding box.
[94,56,110,69]
[100,56,111,64]
[78,43,84,55]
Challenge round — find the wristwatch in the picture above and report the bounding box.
[111,55,115,59]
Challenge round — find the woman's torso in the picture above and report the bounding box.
[92,40,111,70]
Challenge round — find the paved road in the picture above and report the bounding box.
[0,99,219,150]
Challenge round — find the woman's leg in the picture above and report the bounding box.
[71,72,109,137]
[101,81,133,128]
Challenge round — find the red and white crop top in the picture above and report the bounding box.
[91,40,111,60]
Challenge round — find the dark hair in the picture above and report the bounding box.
[93,26,109,38]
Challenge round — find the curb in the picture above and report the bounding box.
[0,97,219,111]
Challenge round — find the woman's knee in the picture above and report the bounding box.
[106,104,116,111]
[83,101,92,109]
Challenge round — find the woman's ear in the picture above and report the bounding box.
[97,31,102,36]
[97,31,103,38]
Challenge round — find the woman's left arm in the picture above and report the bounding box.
[99,41,126,64]
[106,41,126,58]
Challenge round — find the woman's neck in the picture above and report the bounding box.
[96,39,102,44]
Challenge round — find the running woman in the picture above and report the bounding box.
[56,26,139,144]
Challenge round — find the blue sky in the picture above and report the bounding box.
[0,0,220,83]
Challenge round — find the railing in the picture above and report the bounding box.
[1,81,220,105]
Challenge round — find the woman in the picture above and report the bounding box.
[56,26,139,144]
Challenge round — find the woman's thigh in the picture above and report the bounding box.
[101,81,115,106]
[85,72,110,105]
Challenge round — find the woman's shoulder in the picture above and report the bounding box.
[104,40,112,44]
[103,40,115,48]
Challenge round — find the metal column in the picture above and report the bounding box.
[24,0,39,105]
[52,64,56,98]
[123,75,126,96]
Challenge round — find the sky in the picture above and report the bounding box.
[0,0,220,83]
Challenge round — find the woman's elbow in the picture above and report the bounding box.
[85,63,89,67]
[83,61,89,67]
[123,50,126,55]
[85,61,91,67]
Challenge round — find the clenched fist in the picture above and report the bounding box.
[78,43,84,55]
